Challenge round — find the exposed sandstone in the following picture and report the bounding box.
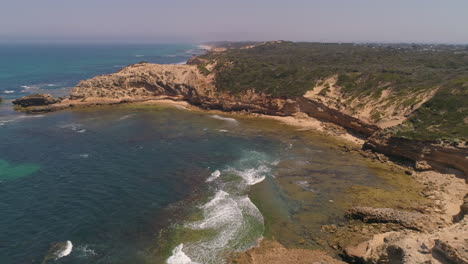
[345,207,433,231]
[364,133,468,178]
[343,219,468,264]
[230,240,346,264]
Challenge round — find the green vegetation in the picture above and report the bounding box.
[198,41,468,141]
[395,78,468,141]
[200,42,468,97]
[197,63,211,76]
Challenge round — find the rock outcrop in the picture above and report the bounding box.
[343,218,468,264]
[12,94,59,107]
[364,133,468,178]
[345,207,433,231]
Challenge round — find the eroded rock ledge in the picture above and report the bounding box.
[345,207,433,231]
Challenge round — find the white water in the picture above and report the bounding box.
[167,150,274,263]
[60,123,85,132]
[210,115,239,125]
[180,190,264,263]
[225,165,270,185]
[206,170,221,182]
[75,244,97,258]
[167,244,199,264]
[118,114,136,121]
[56,240,73,260]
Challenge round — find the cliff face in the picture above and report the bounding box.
[70,63,216,101]
[69,62,379,136]
[365,133,468,178]
[13,61,467,176]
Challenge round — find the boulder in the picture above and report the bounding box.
[12,94,59,107]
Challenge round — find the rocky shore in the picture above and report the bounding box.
[13,62,467,177]
[12,57,467,263]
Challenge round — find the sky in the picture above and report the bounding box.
[1,0,467,44]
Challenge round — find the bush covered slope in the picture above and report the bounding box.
[197,41,468,142]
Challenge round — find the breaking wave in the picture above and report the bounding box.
[118,114,136,121]
[167,244,199,264]
[206,170,221,182]
[210,115,238,125]
[173,190,264,263]
[167,150,274,263]
[225,165,270,185]
[56,240,73,260]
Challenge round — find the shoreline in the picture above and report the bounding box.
[16,97,365,146]
[11,98,468,263]
[68,98,467,263]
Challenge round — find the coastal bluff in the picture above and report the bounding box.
[13,60,467,177]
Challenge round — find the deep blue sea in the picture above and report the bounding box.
[0,44,393,264]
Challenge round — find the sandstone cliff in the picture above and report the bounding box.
[65,62,379,136]
[13,61,467,176]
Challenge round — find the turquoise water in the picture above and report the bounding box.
[0,44,395,264]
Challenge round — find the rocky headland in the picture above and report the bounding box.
[12,42,467,263]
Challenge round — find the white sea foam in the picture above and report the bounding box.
[172,150,272,263]
[167,244,199,264]
[175,61,187,65]
[17,114,45,119]
[218,129,228,133]
[0,115,45,126]
[210,115,238,125]
[3,90,14,94]
[56,240,73,260]
[60,123,84,132]
[206,170,221,182]
[46,84,56,87]
[79,154,89,158]
[75,244,97,258]
[183,190,264,263]
[118,114,136,121]
[270,159,280,166]
[226,165,270,185]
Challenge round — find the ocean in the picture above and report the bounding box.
[0,44,393,264]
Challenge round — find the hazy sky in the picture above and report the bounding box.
[1,0,467,43]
